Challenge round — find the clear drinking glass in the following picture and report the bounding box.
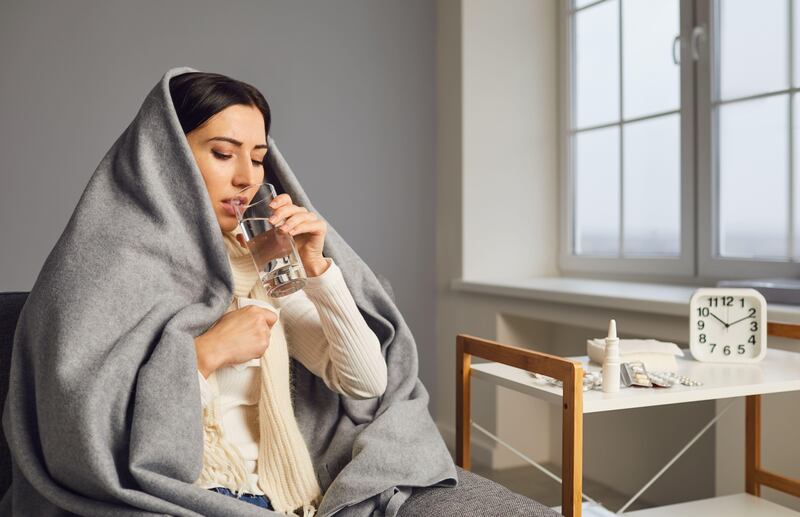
[233,182,307,297]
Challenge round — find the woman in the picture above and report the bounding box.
[169,72,388,515]
[1,66,458,517]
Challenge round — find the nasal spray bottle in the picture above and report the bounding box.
[602,319,620,393]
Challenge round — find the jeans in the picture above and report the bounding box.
[207,486,275,510]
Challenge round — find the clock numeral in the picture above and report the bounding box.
[699,333,706,344]
[748,335,756,345]
[697,307,710,317]
[740,297,745,307]
[750,321,758,331]
[697,320,705,330]
[710,343,717,353]
[723,345,731,356]
[738,344,746,354]
[708,296,735,307]
[748,308,756,318]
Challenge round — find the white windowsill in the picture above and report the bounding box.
[450,276,800,324]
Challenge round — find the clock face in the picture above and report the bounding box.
[689,288,767,362]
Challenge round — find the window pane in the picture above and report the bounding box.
[718,0,787,100]
[574,127,620,255]
[718,96,789,259]
[575,0,619,128]
[622,0,680,119]
[623,115,681,256]
[574,0,601,8]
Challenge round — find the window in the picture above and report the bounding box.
[561,0,800,279]
[700,0,800,278]
[562,0,691,277]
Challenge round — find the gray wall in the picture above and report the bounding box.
[0,0,437,413]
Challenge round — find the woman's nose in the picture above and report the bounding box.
[234,156,260,186]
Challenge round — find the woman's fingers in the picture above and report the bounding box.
[269,193,292,208]
[264,196,324,237]
[281,211,318,234]
[269,204,307,225]
[288,219,325,236]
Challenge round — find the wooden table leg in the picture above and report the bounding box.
[562,364,583,517]
[456,335,471,470]
[745,394,761,496]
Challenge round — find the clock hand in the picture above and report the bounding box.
[728,314,753,327]
[708,311,729,328]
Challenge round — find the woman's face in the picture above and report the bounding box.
[186,104,267,232]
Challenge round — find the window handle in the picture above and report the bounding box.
[672,34,681,64]
[691,25,707,61]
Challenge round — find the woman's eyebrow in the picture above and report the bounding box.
[206,136,268,150]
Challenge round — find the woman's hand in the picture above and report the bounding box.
[195,306,279,377]
[266,193,329,276]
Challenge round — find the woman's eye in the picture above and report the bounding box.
[252,160,263,167]
[212,150,232,160]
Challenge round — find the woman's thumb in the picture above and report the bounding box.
[262,307,279,327]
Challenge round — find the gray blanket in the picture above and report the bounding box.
[0,66,457,516]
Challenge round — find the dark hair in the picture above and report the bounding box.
[168,72,271,137]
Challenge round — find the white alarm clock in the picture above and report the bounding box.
[689,287,767,363]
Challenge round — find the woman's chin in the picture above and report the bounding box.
[219,215,239,233]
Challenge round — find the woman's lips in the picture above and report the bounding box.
[221,201,237,217]
[221,196,247,217]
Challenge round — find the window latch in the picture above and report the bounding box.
[690,25,707,62]
[672,34,681,65]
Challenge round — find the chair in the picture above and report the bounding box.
[0,292,558,516]
[0,292,23,495]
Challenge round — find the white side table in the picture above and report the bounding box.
[456,326,800,516]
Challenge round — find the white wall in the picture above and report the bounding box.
[461,0,559,281]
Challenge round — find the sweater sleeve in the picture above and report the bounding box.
[279,257,388,399]
[197,370,213,408]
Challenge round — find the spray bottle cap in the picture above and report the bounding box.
[607,319,617,340]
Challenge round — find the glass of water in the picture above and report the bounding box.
[233,182,307,297]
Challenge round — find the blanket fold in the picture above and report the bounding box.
[0,66,456,517]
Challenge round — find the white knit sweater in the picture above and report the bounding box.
[194,229,387,515]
